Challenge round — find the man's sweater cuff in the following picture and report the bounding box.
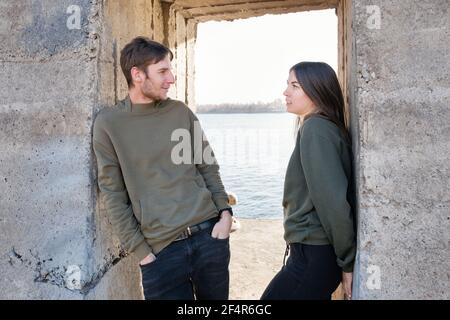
[214,197,231,212]
[134,240,153,261]
[219,207,233,217]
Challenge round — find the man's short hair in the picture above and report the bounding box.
[120,36,173,88]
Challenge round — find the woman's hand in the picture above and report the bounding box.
[342,271,353,300]
[211,210,233,239]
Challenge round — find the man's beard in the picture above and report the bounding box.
[141,74,165,101]
[142,87,162,102]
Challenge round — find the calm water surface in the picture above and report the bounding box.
[198,113,297,219]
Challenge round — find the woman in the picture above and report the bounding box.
[261,62,356,300]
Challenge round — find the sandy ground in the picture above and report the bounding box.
[228,218,344,300]
[228,218,286,299]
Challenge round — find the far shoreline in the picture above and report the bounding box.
[196,100,286,114]
[197,111,286,114]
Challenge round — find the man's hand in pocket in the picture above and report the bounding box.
[140,253,156,266]
[211,210,232,239]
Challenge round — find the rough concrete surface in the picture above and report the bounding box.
[352,0,450,299]
[0,0,99,299]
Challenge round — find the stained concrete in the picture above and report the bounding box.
[1,0,97,299]
[351,0,450,299]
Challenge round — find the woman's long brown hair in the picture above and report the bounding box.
[291,62,350,143]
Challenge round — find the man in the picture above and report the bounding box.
[93,36,233,300]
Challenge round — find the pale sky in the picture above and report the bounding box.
[195,9,337,105]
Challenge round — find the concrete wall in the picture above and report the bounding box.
[0,0,99,299]
[164,4,197,106]
[351,0,450,299]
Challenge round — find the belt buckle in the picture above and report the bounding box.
[187,226,192,236]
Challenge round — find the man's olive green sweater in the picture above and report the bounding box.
[93,96,230,261]
[283,115,356,272]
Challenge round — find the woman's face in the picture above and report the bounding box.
[283,70,316,117]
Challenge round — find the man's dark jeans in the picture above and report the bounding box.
[140,224,230,300]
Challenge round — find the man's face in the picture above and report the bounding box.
[139,55,175,101]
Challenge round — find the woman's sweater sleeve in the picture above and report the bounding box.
[300,126,356,272]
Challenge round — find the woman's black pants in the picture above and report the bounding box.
[261,243,341,300]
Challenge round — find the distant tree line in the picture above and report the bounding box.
[196,99,285,113]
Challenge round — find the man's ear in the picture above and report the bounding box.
[131,66,142,84]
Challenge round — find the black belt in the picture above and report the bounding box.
[174,217,218,241]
